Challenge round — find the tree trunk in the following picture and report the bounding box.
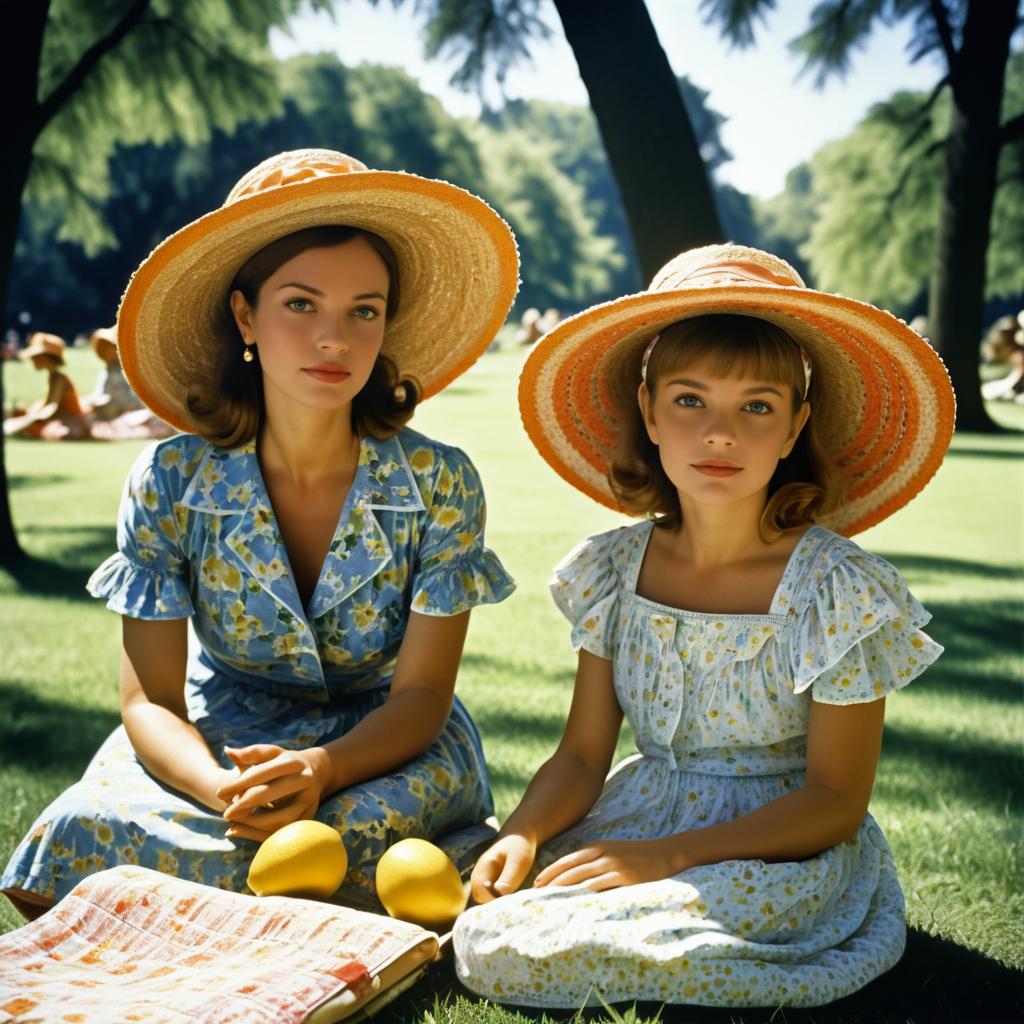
[552,0,723,282]
[928,0,1018,433]
[0,4,49,565]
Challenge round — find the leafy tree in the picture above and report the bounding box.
[1,0,325,564]
[703,0,1023,431]
[371,0,725,279]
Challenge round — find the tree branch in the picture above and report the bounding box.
[901,72,951,153]
[998,111,1024,148]
[927,0,959,77]
[37,0,153,134]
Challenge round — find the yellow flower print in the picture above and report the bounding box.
[366,536,388,559]
[273,633,301,657]
[135,525,157,546]
[435,465,455,497]
[141,485,160,511]
[158,515,178,542]
[157,447,182,469]
[96,823,114,844]
[156,850,180,875]
[264,557,288,581]
[352,602,378,630]
[409,448,435,472]
[433,506,460,528]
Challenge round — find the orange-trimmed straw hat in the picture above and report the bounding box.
[20,332,66,365]
[518,243,956,536]
[117,149,520,433]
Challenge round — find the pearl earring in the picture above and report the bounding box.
[243,346,255,363]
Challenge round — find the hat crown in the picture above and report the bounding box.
[225,149,369,205]
[26,332,65,358]
[650,243,805,292]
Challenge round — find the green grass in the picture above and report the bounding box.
[2,347,1022,1023]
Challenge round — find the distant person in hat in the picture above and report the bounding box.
[3,332,91,440]
[980,312,1024,403]
[456,244,954,1010]
[80,325,143,420]
[1,149,519,919]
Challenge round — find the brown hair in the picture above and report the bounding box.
[609,314,843,539]
[185,225,418,447]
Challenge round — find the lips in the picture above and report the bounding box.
[303,364,351,384]
[692,460,742,477]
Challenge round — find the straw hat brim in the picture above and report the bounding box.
[519,284,956,536]
[118,171,520,432]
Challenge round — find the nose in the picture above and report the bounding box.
[315,313,351,353]
[702,410,737,447]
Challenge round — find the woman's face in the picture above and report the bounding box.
[30,354,58,372]
[639,354,809,510]
[230,237,390,416]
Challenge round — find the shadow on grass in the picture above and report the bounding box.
[945,445,1024,459]
[882,552,1022,582]
[7,473,72,489]
[377,926,1023,1023]
[0,684,117,774]
[0,526,116,600]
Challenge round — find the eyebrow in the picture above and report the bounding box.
[666,378,785,398]
[275,282,387,302]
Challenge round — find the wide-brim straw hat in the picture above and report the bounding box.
[20,332,65,365]
[117,149,520,432]
[89,326,118,359]
[519,243,956,536]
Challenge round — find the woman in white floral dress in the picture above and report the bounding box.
[454,244,955,1008]
[1,149,520,920]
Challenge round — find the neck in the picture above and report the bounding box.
[258,392,359,490]
[669,488,772,567]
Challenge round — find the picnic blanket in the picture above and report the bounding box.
[0,865,439,1023]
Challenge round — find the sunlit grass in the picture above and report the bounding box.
[1,346,1021,1021]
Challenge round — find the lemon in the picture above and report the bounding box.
[375,838,468,929]
[247,820,347,898]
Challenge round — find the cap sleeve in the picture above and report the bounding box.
[86,443,194,620]
[788,549,942,704]
[550,529,623,659]
[410,445,515,616]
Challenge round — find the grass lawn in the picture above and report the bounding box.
[1,345,1022,1023]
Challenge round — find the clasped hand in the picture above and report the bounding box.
[471,835,679,903]
[215,743,331,842]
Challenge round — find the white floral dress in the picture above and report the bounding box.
[454,521,941,1009]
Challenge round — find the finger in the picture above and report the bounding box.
[535,858,607,889]
[223,744,284,767]
[225,822,271,842]
[533,848,599,887]
[223,777,308,819]
[580,872,622,893]
[219,757,303,800]
[492,852,530,896]
[470,855,505,904]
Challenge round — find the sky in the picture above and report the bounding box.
[270,1,946,200]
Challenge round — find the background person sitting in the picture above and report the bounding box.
[80,326,143,420]
[3,332,91,440]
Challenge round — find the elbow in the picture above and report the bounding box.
[818,784,871,846]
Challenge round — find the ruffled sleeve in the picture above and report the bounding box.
[787,547,942,704]
[550,528,623,659]
[86,443,195,619]
[410,445,515,616]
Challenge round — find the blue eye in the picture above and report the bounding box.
[677,394,704,408]
[353,306,381,320]
[745,400,772,414]
[285,298,314,312]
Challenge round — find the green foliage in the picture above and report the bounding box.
[800,55,1024,308]
[26,0,330,254]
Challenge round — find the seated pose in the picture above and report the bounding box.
[3,332,90,440]
[1,149,519,920]
[454,244,954,1009]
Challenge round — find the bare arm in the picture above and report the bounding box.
[471,649,623,901]
[120,616,234,811]
[535,697,886,891]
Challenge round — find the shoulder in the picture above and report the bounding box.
[394,427,482,501]
[554,521,648,581]
[124,434,210,501]
[782,525,915,619]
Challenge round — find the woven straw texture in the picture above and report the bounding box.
[519,246,955,536]
[117,150,520,433]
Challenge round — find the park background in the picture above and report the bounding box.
[1,2,1022,1022]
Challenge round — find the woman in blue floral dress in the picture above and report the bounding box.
[1,149,520,919]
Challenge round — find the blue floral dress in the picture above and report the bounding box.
[2,427,514,907]
[454,521,942,1009]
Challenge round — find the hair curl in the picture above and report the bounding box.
[185,225,419,448]
[608,314,844,540]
